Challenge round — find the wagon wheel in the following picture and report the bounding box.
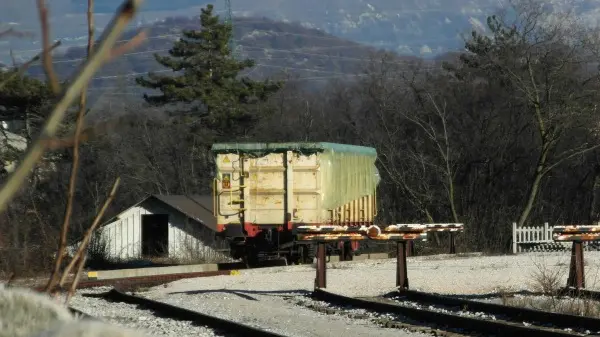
[298,244,315,264]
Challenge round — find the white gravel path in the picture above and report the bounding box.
[122,251,600,337]
[67,287,224,337]
[147,252,600,298]
[139,288,430,337]
[63,251,600,337]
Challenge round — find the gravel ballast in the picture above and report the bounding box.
[139,289,431,337]
[64,251,600,337]
[147,252,600,298]
[67,287,225,337]
[126,251,600,336]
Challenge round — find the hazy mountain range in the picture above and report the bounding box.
[3,0,600,65]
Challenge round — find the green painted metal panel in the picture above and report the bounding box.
[210,142,377,156]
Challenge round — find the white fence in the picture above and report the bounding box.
[512,222,600,254]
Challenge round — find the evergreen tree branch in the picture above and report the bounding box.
[0,41,61,91]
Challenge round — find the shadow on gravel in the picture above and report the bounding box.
[168,289,312,301]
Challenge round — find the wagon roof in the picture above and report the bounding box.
[210,142,377,156]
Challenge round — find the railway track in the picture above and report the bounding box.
[31,270,233,292]
[68,306,96,319]
[100,288,288,337]
[311,288,600,337]
[560,288,600,301]
[28,262,600,336]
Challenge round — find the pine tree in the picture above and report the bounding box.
[135,4,281,134]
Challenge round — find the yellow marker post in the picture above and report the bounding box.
[87,271,98,280]
[230,270,240,276]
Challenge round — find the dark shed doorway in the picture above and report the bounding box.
[141,214,169,257]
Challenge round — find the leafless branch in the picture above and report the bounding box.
[0,41,61,91]
[0,0,144,216]
[45,0,97,295]
[543,143,600,175]
[37,0,61,95]
[57,177,120,292]
[107,29,148,61]
[65,254,86,304]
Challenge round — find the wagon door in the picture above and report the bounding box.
[245,152,288,226]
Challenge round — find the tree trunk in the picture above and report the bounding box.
[516,156,547,228]
[588,165,600,224]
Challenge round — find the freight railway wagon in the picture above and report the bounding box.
[211,142,380,265]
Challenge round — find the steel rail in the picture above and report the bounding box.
[312,288,586,337]
[103,289,288,337]
[32,270,233,292]
[394,289,600,332]
[68,306,96,320]
[560,288,600,301]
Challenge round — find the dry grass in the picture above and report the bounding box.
[497,254,600,318]
[501,295,600,317]
[528,256,567,295]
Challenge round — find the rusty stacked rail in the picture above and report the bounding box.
[296,223,464,289]
[552,224,600,291]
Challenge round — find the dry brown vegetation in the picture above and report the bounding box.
[0,0,146,304]
[497,255,600,318]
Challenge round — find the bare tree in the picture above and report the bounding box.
[448,0,600,228]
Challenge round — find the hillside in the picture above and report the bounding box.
[25,16,408,91]
[5,0,599,61]
[19,15,423,111]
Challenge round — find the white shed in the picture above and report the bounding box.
[81,194,230,263]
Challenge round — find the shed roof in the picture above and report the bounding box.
[101,194,217,232]
[151,194,217,231]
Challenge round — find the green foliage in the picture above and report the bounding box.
[0,70,52,124]
[135,4,282,135]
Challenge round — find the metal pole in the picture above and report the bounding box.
[315,242,327,289]
[449,232,456,254]
[396,241,409,290]
[405,240,412,257]
[567,241,585,289]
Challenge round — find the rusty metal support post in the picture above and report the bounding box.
[449,232,456,254]
[567,241,585,289]
[405,241,413,257]
[315,242,327,289]
[396,241,409,290]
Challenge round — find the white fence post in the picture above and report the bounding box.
[512,222,517,254]
[512,221,562,254]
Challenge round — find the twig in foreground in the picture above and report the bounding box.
[57,177,120,294]
[0,0,144,216]
[36,0,61,95]
[45,0,97,295]
[107,29,148,61]
[65,254,87,304]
